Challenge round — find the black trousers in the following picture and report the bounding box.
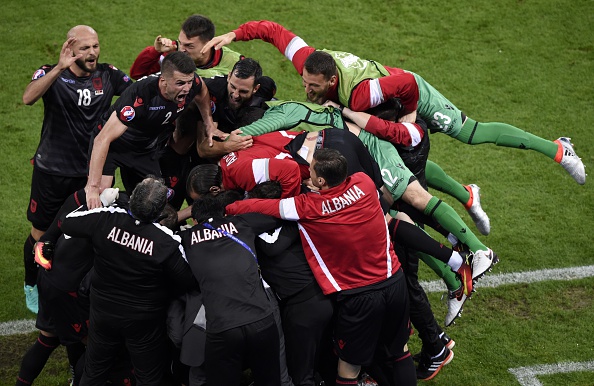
[205,314,280,386]
[81,301,167,386]
[280,285,335,386]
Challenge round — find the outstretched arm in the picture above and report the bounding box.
[201,20,315,75]
[85,112,127,209]
[23,37,82,105]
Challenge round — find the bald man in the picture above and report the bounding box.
[22,25,132,313]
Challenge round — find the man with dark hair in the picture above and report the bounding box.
[204,20,585,186]
[62,177,198,385]
[196,58,277,158]
[84,51,217,209]
[21,25,132,313]
[130,15,244,80]
[180,191,282,385]
[227,148,417,386]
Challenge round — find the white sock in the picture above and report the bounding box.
[448,251,463,272]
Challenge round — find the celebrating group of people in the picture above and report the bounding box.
[16,14,585,386]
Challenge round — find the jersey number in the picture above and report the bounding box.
[381,168,399,187]
[431,112,451,130]
[162,111,172,125]
[76,89,92,106]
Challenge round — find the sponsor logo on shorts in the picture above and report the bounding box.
[30,199,37,213]
[210,100,216,114]
[71,323,82,333]
[338,339,346,350]
[120,106,135,122]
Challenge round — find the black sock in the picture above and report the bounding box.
[66,342,86,380]
[16,333,60,385]
[23,234,38,286]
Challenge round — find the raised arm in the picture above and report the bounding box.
[23,37,82,105]
[129,35,177,80]
[201,20,315,75]
[85,111,128,209]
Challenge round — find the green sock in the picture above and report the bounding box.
[418,252,461,291]
[425,160,471,207]
[456,117,558,159]
[423,196,487,252]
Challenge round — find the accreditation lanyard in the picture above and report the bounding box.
[202,222,259,266]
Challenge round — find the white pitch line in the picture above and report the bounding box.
[0,319,36,337]
[419,264,594,294]
[2,265,594,337]
[508,360,594,386]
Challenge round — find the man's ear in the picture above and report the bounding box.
[317,176,326,187]
[253,83,261,93]
[209,186,221,195]
[329,75,337,87]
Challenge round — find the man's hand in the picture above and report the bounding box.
[223,129,253,153]
[85,184,102,210]
[398,110,417,124]
[200,32,236,54]
[323,100,340,109]
[57,37,83,71]
[204,123,227,147]
[154,35,177,53]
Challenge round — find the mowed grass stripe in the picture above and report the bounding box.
[3,264,594,337]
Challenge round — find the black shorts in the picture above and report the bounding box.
[27,167,87,231]
[103,148,161,193]
[37,272,89,345]
[333,269,410,366]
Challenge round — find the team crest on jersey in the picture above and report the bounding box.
[32,69,46,80]
[120,106,136,122]
[92,77,104,95]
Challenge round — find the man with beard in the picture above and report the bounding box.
[84,51,218,209]
[22,25,132,313]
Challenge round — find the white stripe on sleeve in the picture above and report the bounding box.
[279,198,299,221]
[403,122,422,147]
[252,159,270,184]
[285,37,308,61]
[369,78,385,108]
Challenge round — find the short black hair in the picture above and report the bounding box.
[161,51,196,77]
[248,181,282,199]
[191,190,242,223]
[181,15,215,42]
[235,106,266,128]
[304,51,337,80]
[129,178,168,223]
[231,58,262,85]
[186,164,222,197]
[312,148,348,187]
[365,98,403,121]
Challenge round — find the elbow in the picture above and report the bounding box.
[22,95,35,106]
